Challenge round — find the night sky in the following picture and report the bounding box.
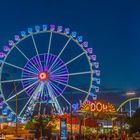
[0,0,140,106]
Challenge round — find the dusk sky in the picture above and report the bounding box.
[0,0,140,98]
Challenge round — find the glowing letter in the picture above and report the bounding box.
[96,102,103,112]
[91,103,96,112]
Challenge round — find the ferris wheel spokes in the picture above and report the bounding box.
[48,32,53,55]
[51,77,67,84]
[50,51,86,75]
[14,44,40,73]
[15,45,30,61]
[60,94,71,106]
[7,97,30,103]
[30,55,42,72]
[49,80,63,95]
[53,71,92,77]
[49,59,63,72]
[31,35,43,71]
[49,81,71,106]
[25,82,40,96]
[19,82,42,116]
[47,82,63,114]
[38,82,45,99]
[1,77,38,84]
[65,51,86,65]
[7,83,20,99]
[6,80,39,102]
[48,37,72,72]
[46,32,53,69]
[53,79,89,94]
[0,60,38,76]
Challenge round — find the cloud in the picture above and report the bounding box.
[97,87,140,108]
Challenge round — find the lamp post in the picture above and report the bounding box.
[13,81,18,137]
[70,91,73,140]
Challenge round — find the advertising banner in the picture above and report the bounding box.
[60,118,67,140]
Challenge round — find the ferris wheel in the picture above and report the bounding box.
[0,24,100,120]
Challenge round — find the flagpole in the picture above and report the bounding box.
[70,91,72,140]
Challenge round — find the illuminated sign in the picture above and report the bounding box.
[80,101,116,113]
[60,118,67,140]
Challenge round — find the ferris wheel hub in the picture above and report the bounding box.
[38,71,49,81]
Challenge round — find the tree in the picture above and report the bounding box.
[129,107,140,133]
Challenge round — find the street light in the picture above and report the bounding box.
[126,92,136,97]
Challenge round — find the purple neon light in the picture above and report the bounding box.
[26,63,38,73]
[81,41,88,48]
[48,82,60,96]
[50,24,55,31]
[22,53,69,100]
[26,82,39,95]
[8,40,14,46]
[14,35,20,41]
[37,55,43,71]
[57,26,63,32]
[34,56,42,71]
[86,48,93,54]
[44,54,46,70]
[0,52,5,58]
[3,46,10,52]
[49,60,64,72]
[90,54,96,61]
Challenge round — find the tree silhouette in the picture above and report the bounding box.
[129,107,140,133]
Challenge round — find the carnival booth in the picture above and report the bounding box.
[57,100,126,135]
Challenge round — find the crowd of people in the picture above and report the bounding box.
[19,131,139,140]
[65,132,140,140]
[35,131,140,140]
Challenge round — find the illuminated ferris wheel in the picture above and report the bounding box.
[0,24,100,120]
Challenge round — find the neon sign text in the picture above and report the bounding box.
[80,101,116,113]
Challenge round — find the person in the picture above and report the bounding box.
[35,129,40,139]
[132,133,136,140]
[121,131,127,140]
[46,127,52,140]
